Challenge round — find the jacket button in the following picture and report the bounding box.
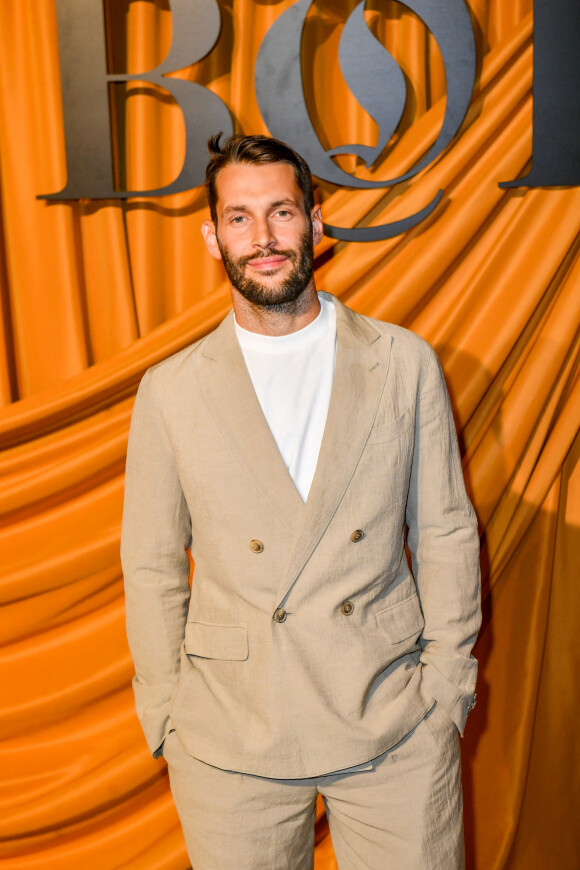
[350,529,365,542]
[340,600,354,616]
[249,539,264,553]
[273,608,287,623]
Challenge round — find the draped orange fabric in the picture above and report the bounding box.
[1,2,579,868]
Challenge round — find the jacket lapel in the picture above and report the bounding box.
[195,312,305,533]
[195,298,392,581]
[276,297,392,601]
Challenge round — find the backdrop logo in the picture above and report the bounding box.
[255,0,475,239]
[39,0,580,241]
[39,0,235,201]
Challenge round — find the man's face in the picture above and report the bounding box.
[202,162,322,311]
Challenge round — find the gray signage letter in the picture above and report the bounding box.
[40,0,232,199]
[500,0,580,188]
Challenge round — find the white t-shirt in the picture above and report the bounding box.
[234,295,337,501]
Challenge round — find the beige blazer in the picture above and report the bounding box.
[121,294,481,778]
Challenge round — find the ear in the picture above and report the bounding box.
[201,219,222,260]
[310,205,323,245]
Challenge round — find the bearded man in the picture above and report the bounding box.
[121,133,481,870]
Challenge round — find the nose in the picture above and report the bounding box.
[252,215,276,250]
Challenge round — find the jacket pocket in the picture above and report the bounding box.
[368,407,413,444]
[185,622,248,661]
[376,592,424,644]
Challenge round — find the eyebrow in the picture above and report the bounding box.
[222,198,301,215]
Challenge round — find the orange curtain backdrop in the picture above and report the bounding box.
[0,1,579,868]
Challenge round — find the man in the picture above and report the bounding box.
[121,133,481,869]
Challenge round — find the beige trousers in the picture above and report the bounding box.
[163,703,464,870]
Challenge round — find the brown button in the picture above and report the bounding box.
[340,600,354,616]
[249,539,264,553]
[273,608,287,623]
[350,529,365,542]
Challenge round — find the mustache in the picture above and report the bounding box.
[237,249,296,267]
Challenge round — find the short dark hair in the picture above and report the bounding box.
[205,133,315,225]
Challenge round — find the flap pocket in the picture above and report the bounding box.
[185,622,248,661]
[376,592,424,643]
[369,407,413,444]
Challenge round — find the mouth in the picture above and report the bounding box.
[246,255,289,271]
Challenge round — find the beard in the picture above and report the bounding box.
[217,226,314,312]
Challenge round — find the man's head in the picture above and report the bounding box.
[205,133,315,226]
[201,134,323,317]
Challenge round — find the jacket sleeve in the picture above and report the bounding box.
[405,344,481,735]
[121,369,192,756]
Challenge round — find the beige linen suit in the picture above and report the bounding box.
[121,293,480,780]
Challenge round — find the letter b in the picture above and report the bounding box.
[40,0,233,200]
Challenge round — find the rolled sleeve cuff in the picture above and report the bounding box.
[132,675,177,757]
[420,654,478,736]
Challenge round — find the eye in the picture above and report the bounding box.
[275,209,292,219]
[231,215,246,224]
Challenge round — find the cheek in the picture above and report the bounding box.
[221,229,254,255]
[274,230,306,258]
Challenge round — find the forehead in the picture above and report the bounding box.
[214,162,304,212]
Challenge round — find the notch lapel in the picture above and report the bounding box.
[276,298,392,601]
[195,313,305,533]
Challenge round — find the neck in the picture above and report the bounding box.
[231,283,321,336]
